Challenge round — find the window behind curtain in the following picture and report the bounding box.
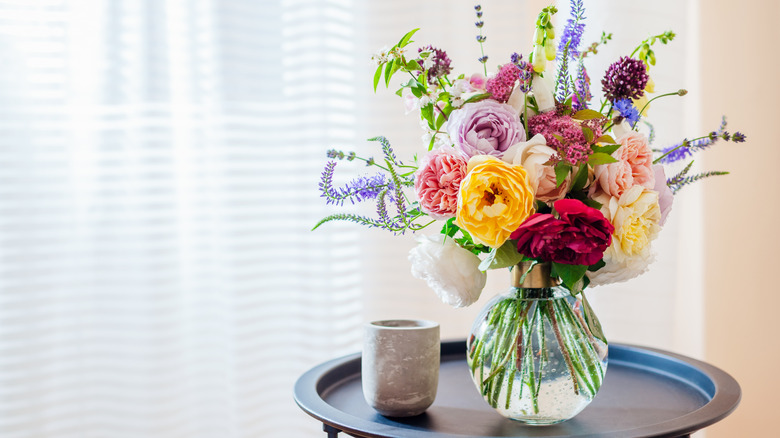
[0,0,359,437]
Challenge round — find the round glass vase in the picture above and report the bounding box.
[466,262,608,425]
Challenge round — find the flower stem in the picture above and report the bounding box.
[548,301,580,395]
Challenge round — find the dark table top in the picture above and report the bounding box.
[294,340,740,438]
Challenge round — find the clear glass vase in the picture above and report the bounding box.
[466,262,608,425]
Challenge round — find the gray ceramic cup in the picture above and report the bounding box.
[362,319,440,417]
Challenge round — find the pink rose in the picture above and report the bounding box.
[653,165,674,225]
[510,199,614,266]
[590,131,655,198]
[414,147,468,220]
[447,100,526,159]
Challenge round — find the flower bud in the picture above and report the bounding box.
[532,46,546,73]
[546,26,555,39]
[534,27,545,45]
[544,40,556,61]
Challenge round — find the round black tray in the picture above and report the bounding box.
[294,340,740,438]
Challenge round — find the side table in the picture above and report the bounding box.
[294,340,740,438]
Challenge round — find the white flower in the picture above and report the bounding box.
[369,46,390,66]
[408,234,487,308]
[531,72,555,113]
[587,248,655,286]
[451,97,464,108]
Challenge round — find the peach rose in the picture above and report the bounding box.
[589,131,655,198]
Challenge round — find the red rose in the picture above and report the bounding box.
[510,199,614,266]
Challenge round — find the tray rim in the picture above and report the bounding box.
[294,340,740,438]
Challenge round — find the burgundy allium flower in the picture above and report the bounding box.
[601,56,649,102]
[486,63,521,103]
[419,45,452,83]
[528,112,603,165]
[510,199,614,266]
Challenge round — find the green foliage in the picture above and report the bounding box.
[554,162,572,188]
[569,164,590,192]
[588,152,618,166]
[632,30,676,67]
[551,262,588,294]
[479,240,525,271]
[572,109,604,120]
[592,144,621,155]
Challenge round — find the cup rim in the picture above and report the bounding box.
[367,319,439,330]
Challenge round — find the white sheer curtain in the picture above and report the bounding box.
[0,0,708,437]
[0,0,359,437]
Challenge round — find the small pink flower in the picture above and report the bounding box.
[590,131,655,198]
[414,147,468,220]
[469,73,487,91]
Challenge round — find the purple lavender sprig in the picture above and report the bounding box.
[511,52,533,93]
[667,163,729,194]
[474,4,488,74]
[555,0,585,102]
[656,117,745,164]
[572,60,590,110]
[319,162,395,206]
[557,0,585,61]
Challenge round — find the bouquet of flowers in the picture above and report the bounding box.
[315,2,744,304]
[314,1,745,423]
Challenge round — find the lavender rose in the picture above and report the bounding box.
[446,100,526,159]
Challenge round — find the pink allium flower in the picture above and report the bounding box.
[447,100,526,159]
[510,199,614,266]
[653,164,674,225]
[486,64,521,103]
[414,147,468,220]
[590,131,655,198]
[528,112,601,165]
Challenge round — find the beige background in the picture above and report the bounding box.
[700,0,780,436]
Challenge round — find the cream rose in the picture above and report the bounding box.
[587,185,661,285]
[408,234,487,308]
[503,134,569,203]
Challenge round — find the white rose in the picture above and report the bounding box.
[587,248,656,286]
[531,72,555,113]
[408,234,487,308]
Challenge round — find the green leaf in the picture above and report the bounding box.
[572,109,604,120]
[478,240,525,271]
[583,198,603,210]
[587,259,606,272]
[435,112,447,130]
[441,218,459,238]
[582,125,594,143]
[385,59,401,88]
[554,162,571,188]
[397,28,420,48]
[383,60,394,88]
[420,104,434,129]
[464,92,492,104]
[427,134,436,151]
[405,59,421,71]
[582,293,607,343]
[588,152,618,166]
[373,64,383,92]
[592,144,621,155]
[570,164,590,192]
[395,88,404,97]
[551,262,588,294]
[595,135,616,144]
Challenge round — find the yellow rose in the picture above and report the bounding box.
[456,156,535,248]
[593,185,661,261]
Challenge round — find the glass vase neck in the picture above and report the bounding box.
[511,261,560,288]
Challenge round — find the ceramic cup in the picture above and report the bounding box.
[362,319,440,417]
